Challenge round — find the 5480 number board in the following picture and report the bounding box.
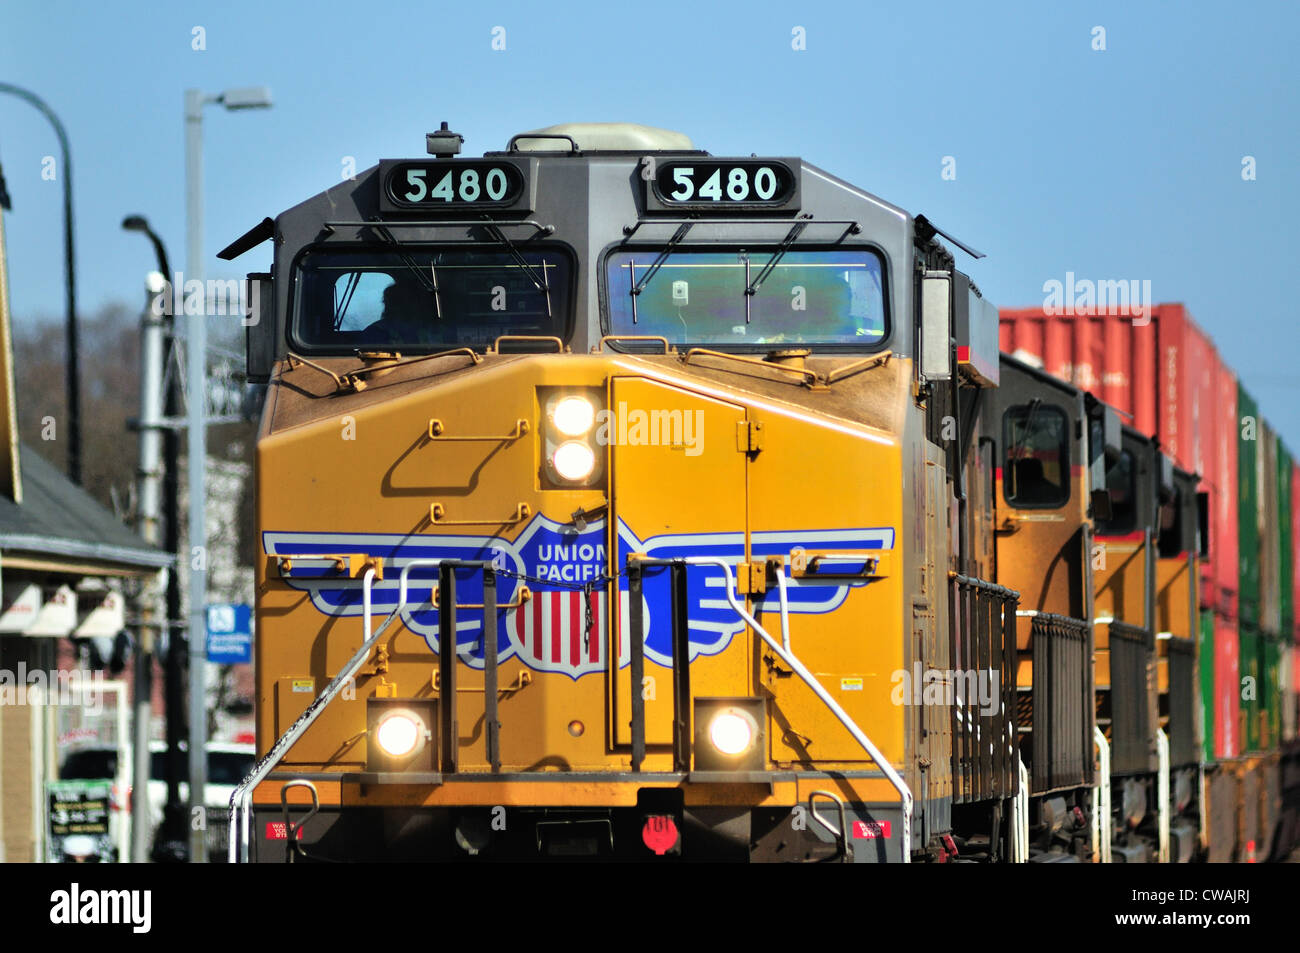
[644,157,800,213]
[378,158,535,213]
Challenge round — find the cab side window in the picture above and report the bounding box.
[1097,450,1137,536]
[1003,403,1070,508]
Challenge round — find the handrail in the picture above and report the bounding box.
[322,218,554,236]
[591,335,674,354]
[1015,758,1030,861]
[681,347,821,389]
[286,348,480,395]
[1094,727,1113,863]
[1156,729,1170,863]
[808,789,850,862]
[822,350,892,385]
[682,555,914,862]
[427,418,529,441]
[430,501,531,526]
[230,566,393,861]
[621,217,862,241]
[229,558,483,862]
[489,335,565,354]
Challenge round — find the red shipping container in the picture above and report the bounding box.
[1215,617,1241,759]
[1000,304,1238,616]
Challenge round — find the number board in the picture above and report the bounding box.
[644,158,800,213]
[378,158,534,213]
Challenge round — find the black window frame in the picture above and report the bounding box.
[1002,403,1071,510]
[596,240,892,354]
[1096,448,1139,537]
[286,240,579,356]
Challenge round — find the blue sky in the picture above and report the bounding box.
[2,0,1298,446]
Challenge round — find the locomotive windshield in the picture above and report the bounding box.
[291,246,573,352]
[604,248,886,347]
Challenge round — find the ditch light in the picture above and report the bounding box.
[692,697,766,772]
[366,698,437,773]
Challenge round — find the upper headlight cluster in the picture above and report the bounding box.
[542,391,603,486]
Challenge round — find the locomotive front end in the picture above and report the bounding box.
[232,123,941,861]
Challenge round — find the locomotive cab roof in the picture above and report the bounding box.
[496,122,703,155]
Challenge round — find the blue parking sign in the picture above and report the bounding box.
[207,604,252,664]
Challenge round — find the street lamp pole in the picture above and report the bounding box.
[122,214,187,862]
[183,87,207,864]
[184,86,271,864]
[0,83,81,484]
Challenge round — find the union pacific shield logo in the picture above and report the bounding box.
[264,514,893,680]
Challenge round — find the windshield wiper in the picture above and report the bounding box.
[1007,398,1044,499]
[744,219,810,303]
[333,270,362,330]
[628,222,694,324]
[366,222,443,321]
[626,222,694,325]
[479,220,553,318]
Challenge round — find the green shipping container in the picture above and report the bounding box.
[1263,635,1281,748]
[1239,386,1260,628]
[1260,422,1282,635]
[1241,624,1261,752]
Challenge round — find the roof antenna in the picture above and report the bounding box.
[426,121,464,158]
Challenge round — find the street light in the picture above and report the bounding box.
[0,83,81,484]
[122,215,172,281]
[121,213,188,862]
[184,86,271,863]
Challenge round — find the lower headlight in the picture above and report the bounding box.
[376,709,425,757]
[552,441,595,481]
[693,697,766,771]
[709,708,757,756]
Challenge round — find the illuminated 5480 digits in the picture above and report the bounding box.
[383,160,525,208]
[654,160,796,206]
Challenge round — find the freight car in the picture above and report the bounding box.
[223,122,1293,862]
[1001,304,1300,861]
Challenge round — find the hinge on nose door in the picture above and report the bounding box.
[735,420,764,454]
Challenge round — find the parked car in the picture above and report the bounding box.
[58,740,255,859]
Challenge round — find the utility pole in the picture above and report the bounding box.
[184,85,271,863]
[132,272,167,862]
[184,88,208,864]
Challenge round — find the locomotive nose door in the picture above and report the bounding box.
[608,376,750,753]
[746,410,906,766]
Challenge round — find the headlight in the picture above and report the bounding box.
[552,396,595,436]
[693,697,766,771]
[552,441,595,481]
[709,708,757,756]
[375,709,424,757]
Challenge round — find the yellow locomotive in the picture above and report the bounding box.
[223,122,1226,862]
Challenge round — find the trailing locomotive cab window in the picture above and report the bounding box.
[290,246,574,352]
[604,248,886,348]
[1096,450,1137,535]
[1002,403,1070,508]
[1157,485,1185,557]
